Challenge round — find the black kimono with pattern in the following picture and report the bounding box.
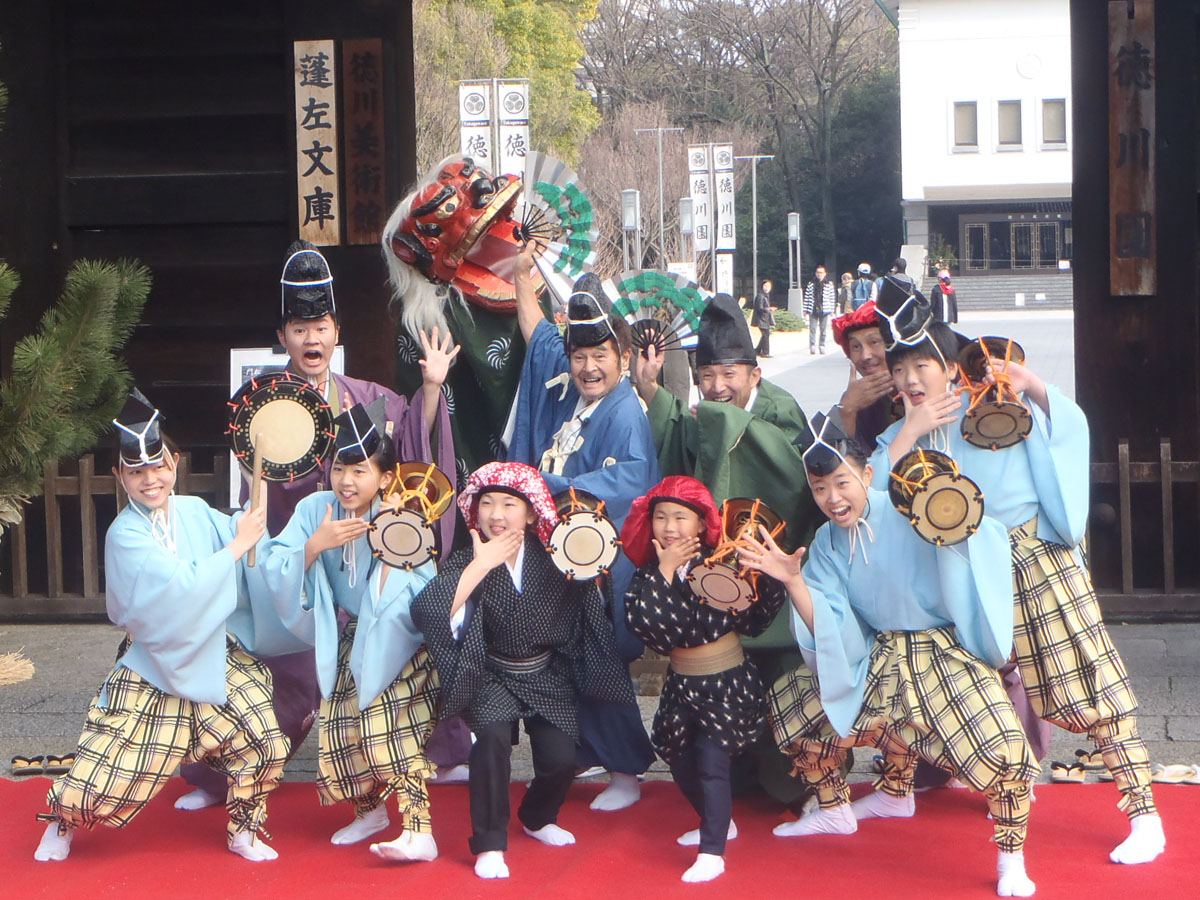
[625,561,786,763]
[412,532,633,740]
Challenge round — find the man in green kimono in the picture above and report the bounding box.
[633,294,825,806]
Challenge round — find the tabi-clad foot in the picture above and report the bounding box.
[370,830,438,862]
[33,823,74,861]
[1109,814,1165,865]
[996,850,1036,897]
[174,787,223,811]
[523,823,576,846]
[430,764,470,784]
[677,819,737,846]
[475,850,510,879]
[330,804,390,845]
[681,852,725,883]
[589,772,641,811]
[229,830,278,862]
[850,790,916,820]
[773,802,858,837]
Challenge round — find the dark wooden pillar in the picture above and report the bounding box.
[1071,0,1200,610]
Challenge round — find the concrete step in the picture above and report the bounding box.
[938,273,1074,311]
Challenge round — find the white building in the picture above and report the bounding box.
[883,0,1072,277]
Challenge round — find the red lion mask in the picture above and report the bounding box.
[388,156,542,313]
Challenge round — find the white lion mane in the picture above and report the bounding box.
[381,154,479,341]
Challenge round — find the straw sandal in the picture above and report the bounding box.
[11,755,44,777]
[1074,748,1106,770]
[43,753,75,776]
[1050,761,1087,783]
[1150,763,1200,785]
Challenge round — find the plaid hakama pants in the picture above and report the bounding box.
[1009,518,1156,818]
[42,644,287,841]
[315,622,440,834]
[769,627,1037,853]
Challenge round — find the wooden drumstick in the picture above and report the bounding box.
[247,437,266,568]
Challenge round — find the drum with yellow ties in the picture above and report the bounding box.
[368,462,455,570]
[958,336,1033,451]
[547,488,621,580]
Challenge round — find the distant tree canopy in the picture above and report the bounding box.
[415,0,600,170]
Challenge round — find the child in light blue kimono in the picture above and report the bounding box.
[870,319,1164,866]
[36,391,288,864]
[253,398,441,863]
[740,412,1038,899]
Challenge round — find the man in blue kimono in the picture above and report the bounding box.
[506,244,658,811]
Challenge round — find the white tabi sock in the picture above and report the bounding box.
[475,850,510,879]
[174,787,223,811]
[850,790,916,820]
[370,829,438,862]
[523,823,576,846]
[773,803,858,837]
[228,831,278,862]
[677,819,737,846]
[330,804,390,845]
[34,823,74,862]
[590,772,641,811]
[996,850,1036,896]
[1109,813,1165,865]
[681,852,725,883]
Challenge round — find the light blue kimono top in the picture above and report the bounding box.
[793,489,1014,737]
[253,491,436,709]
[105,495,301,706]
[870,384,1089,548]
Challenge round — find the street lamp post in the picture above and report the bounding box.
[787,211,803,311]
[621,189,642,270]
[678,196,694,267]
[635,126,684,264]
[735,153,774,295]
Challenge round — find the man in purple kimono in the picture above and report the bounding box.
[176,240,466,810]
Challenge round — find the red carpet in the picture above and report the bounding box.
[2,778,1195,899]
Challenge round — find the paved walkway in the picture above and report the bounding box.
[2,620,1196,786]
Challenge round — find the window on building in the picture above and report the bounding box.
[998,100,1022,146]
[953,102,978,147]
[1042,99,1067,144]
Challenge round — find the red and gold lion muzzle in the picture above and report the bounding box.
[388,156,540,313]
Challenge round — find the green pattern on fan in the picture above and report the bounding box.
[605,268,711,352]
[531,180,595,276]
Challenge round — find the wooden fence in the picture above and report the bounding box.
[2,452,228,618]
[3,442,1198,621]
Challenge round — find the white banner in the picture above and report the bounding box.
[713,143,736,251]
[687,145,711,253]
[715,252,735,296]
[496,80,530,177]
[459,80,493,163]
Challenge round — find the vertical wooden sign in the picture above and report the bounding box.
[1108,1,1155,295]
[341,38,386,245]
[294,39,341,245]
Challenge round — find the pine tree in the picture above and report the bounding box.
[0,42,150,536]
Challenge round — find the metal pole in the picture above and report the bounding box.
[735,153,774,297]
[635,127,683,264]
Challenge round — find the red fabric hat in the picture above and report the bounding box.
[831,300,882,356]
[620,476,722,569]
[458,461,558,544]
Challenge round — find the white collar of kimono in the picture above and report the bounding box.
[128,495,177,555]
[743,386,759,412]
[504,539,527,591]
[113,410,162,466]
